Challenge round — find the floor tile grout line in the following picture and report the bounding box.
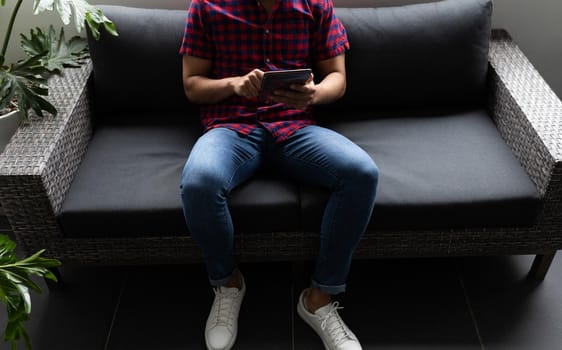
[103,274,128,350]
[455,259,486,350]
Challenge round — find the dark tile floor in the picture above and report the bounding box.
[0,246,561,350]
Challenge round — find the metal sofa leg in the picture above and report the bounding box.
[528,252,557,281]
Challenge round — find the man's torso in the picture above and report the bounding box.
[181,0,349,142]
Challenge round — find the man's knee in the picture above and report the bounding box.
[180,170,227,203]
[345,156,379,188]
[358,160,379,196]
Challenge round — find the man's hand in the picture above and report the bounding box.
[233,69,265,98]
[270,74,316,110]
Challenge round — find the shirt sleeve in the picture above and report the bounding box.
[179,0,215,59]
[310,0,350,62]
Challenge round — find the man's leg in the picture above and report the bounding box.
[278,125,378,295]
[180,127,266,350]
[277,125,378,349]
[181,127,264,285]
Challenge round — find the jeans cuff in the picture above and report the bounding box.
[209,267,238,287]
[311,279,346,295]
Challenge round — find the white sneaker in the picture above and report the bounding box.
[297,289,362,350]
[205,275,246,350]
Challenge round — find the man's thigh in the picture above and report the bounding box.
[182,127,265,191]
[275,125,377,187]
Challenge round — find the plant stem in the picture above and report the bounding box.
[1,0,25,67]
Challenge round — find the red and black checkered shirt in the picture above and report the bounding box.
[179,0,349,142]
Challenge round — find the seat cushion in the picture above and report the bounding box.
[301,108,541,231]
[60,110,541,238]
[59,117,301,238]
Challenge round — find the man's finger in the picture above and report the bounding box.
[248,75,262,95]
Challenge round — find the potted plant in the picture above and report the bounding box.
[0,1,117,348]
[0,234,61,350]
[0,0,118,153]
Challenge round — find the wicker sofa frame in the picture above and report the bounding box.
[0,30,560,279]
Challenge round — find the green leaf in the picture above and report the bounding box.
[5,269,42,294]
[0,58,56,123]
[14,284,30,314]
[85,8,118,40]
[20,26,89,73]
[19,29,46,59]
[0,235,61,350]
[32,0,55,16]
[0,237,17,264]
[33,0,118,39]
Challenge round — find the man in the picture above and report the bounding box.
[179,0,378,349]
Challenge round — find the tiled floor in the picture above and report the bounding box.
[0,247,561,350]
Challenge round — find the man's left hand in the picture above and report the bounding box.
[270,74,316,110]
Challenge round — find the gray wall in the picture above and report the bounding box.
[1,0,561,98]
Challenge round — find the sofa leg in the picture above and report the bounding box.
[45,267,64,291]
[528,252,557,281]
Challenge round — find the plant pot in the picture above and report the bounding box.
[0,109,22,155]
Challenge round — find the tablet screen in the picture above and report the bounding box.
[259,69,312,101]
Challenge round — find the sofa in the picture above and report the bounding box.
[1,0,561,279]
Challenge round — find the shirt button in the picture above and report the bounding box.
[265,58,270,63]
[265,29,270,35]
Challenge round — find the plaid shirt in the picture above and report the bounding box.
[180,0,349,142]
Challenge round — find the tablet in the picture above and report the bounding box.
[259,69,312,101]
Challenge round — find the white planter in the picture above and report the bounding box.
[0,109,23,155]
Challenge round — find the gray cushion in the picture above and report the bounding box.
[88,0,492,119]
[334,0,492,109]
[87,6,195,117]
[58,117,302,238]
[301,108,540,230]
[59,109,540,238]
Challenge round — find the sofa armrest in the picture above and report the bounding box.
[0,61,94,252]
[488,29,562,198]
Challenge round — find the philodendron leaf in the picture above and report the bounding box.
[20,25,89,73]
[0,56,56,123]
[0,235,61,350]
[33,0,118,40]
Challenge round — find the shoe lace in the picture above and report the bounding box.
[212,287,239,328]
[317,302,354,346]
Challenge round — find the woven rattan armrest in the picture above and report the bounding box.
[0,61,94,252]
[488,29,562,198]
[488,30,562,273]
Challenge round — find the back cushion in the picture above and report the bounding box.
[87,6,195,117]
[334,0,493,109]
[88,0,492,117]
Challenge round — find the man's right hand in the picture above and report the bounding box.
[183,55,265,104]
[233,69,264,98]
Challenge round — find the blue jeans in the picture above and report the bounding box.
[180,125,378,295]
